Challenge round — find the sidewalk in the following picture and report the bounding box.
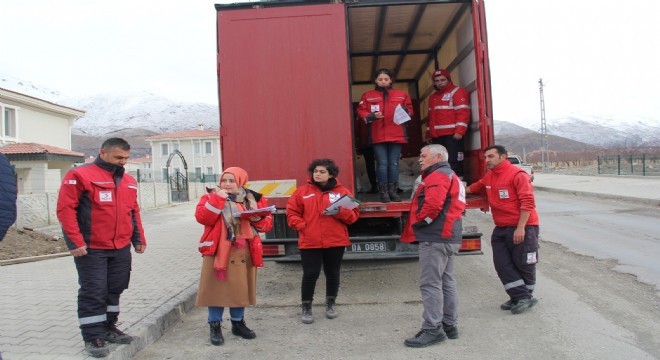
[0,202,203,360]
[533,173,660,206]
[1,174,659,360]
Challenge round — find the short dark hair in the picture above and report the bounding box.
[373,68,395,82]
[485,145,507,156]
[307,159,339,177]
[101,138,131,151]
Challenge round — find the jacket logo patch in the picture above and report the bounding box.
[370,104,380,112]
[99,191,113,202]
[67,180,77,184]
[328,192,341,203]
[498,189,509,199]
[442,93,451,101]
[526,252,537,264]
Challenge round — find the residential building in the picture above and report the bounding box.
[145,126,221,183]
[0,87,85,193]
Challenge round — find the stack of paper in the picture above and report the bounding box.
[324,194,361,213]
[233,205,276,219]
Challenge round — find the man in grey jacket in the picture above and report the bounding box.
[400,144,466,348]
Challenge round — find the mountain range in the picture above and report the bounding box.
[3,73,660,157]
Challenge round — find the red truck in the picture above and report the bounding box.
[214,0,493,260]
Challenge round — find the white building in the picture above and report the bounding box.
[145,126,221,183]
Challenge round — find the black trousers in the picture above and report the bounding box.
[432,136,465,177]
[363,146,377,190]
[74,245,132,341]
[300,247,345,302]
[491,226,539,301]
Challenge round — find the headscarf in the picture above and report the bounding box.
[221,167,248,188]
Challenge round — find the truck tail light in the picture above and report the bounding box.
[460,238,481,252]
[263,244,285,257]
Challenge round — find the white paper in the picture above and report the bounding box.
[393,104,411,125]
[324,194,360,213]
[232,205,276,218]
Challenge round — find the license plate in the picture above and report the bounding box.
[350,242,386,252]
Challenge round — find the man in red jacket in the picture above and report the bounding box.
[427,69,470,179]
[401,144,466,348]
[57,138,146,358]
[466,145,539,314]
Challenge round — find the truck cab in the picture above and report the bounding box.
[214,0,493,260]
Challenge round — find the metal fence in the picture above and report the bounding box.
[597,153,660,176]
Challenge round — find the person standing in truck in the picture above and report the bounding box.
[286,159,360,324]
[357,68,414,202]
[426,69,470,179]
[465,145,540,314]
[195,167,273,346]
[401,144,465,348]
[57,138,146,358]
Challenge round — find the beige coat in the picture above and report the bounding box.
[196,244,257,307]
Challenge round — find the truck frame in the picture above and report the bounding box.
[214,0,494,260]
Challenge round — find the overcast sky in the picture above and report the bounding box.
[2,0,659,129]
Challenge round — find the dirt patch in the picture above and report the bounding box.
[0,227,68,260]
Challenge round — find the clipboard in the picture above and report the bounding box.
[324,194,360,213]
[233,205,276,219]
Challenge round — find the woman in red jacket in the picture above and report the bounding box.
[356,68,414,202]
[286,159,360,324]
[194,167,273,346]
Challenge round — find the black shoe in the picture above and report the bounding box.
[404,328,446,348]
[301,301,314,324]
[511,297,538,314]
[500,299,516,310]
[325,296,338,319]
[368,186,378,194]
[84,338,109,358]
[209,321,224,346]
[104,322,134,344]
[231,319,256,339]
[442,323,458,340]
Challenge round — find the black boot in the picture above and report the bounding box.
[301,301,314,324]
[378,182,390,202]
[325,296,338,319]
[209,321,224,346]
[388,182,401,202]
[231,319,256,339]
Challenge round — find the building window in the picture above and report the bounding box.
[173,143,180,152]
[204,141,212,155]
[195,167,202,180]
[162,168,168,181]
[206,166,213,175]
[194,142,201,155]
[161,143,169,156]
[3,107,17,137]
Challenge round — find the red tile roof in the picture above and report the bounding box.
[131,156,153,163]
[145,129,219,140]
[0,143,84,157]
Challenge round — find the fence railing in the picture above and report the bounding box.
[597,154,660,176]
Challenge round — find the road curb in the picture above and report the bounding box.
[535,186,660,207]
[107,283,199,360]
[0,252,70,266]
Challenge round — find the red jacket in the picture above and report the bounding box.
[286,179,359,249]
[427,82,470,139]
[57,159,146,250]
[356,87,413,144]
[195,190,273,257]
[467,160,539,227]
[401,162,466,243]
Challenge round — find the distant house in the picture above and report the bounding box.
[145,126,221,182]
[130,155,154,182]
[0,87,85,193]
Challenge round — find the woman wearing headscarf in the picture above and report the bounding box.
[356,68,414,202]
[194,167,273,346]
[286,159,360,324]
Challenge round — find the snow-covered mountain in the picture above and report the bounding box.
[1,73,218,136]
[545,116,660,148]
[3,73,660,146]
[62,92,218,136]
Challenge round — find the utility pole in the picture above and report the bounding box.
[539,78,549,171]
